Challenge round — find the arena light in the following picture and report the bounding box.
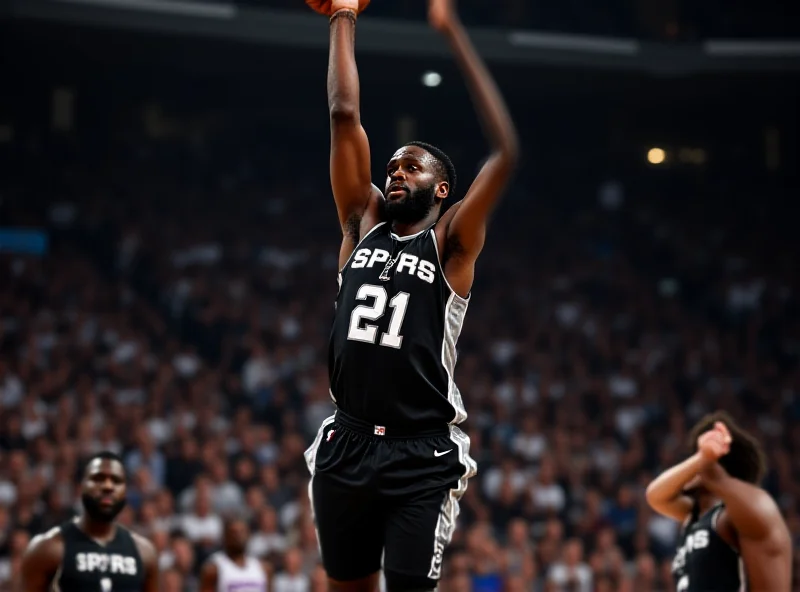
[647,147,666,165]
[421,71,442,87]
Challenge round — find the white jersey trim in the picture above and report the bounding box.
[426,426,477,580]
[390,226,429,242]
[304,414,337,555]
[430,230,470,425]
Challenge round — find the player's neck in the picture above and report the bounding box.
[225,550,247,566]
[77,514,117,543]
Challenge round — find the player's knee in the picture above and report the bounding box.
[383,571,437,592]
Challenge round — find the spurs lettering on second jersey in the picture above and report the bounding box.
[672,504,742,592]
[54,520,145,592]
[76,552,138,575]
[330,222,469,428]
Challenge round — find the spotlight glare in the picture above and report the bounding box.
[647,147,666,165]
[422,71,442,87]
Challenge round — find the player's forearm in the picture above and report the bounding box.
[646,453,707,507]
[440,20,518,159]
[328,12,361,122]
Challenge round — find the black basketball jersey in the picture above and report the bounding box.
[671,503,743,592]
[329,222,469,429]
[55,519,146,592]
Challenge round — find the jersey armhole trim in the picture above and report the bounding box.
[429,229,470,305]
[339,221,387,274]
[711,506,740,554]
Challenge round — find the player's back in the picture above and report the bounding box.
[55,520,145,592]
[329,222,468,430]
[671,504,741,592]
[211,552,267,592]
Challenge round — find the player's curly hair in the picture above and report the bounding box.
[687,411,767,484]
[405,141,457,198]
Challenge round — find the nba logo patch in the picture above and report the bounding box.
[374,425,386,436]
[326,429,335,442]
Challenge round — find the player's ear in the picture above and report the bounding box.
[436,181,449,199]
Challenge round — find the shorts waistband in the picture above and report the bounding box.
[334,410,449,439]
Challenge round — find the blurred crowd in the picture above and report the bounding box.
[1,124,798,592]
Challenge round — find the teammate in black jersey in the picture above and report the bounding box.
[646,412,791,591]
[304,0,518,590]
[21,451,158,592]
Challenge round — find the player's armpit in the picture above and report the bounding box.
[21,534,62,592]
[328,11,373,232]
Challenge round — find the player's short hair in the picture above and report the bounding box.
[687,411,767,484]
[405,141,457,198]
[83,451,126,479]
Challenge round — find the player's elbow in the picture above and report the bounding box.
[329,103,360,125]
[644,482,669,512]
[503,134,520,167]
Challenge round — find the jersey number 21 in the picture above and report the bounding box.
[347,284,410,349]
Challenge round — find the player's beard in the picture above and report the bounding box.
[82,493,127,523]
[385,182,437,224]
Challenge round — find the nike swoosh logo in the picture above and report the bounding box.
[434,449,453,457]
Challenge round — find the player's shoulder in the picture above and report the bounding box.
[741,487,784,521]
[129,529,157,565]
[24,526,65,563]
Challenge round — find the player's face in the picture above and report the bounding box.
[384,146,446,224]
[81,459,127,523]
[224,520,250,555]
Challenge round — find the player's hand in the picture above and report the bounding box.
[428,0,459,33]
[332,0,367,13]
[697,421,732,463]
[305,0,369,17]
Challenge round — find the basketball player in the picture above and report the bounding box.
[199,516,270,592]
[303,0,518,590]
[21,451,158,591]
[645,412,791,591]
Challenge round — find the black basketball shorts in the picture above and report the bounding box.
[304,410,477,588]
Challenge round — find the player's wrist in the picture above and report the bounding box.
[330,7,357,24]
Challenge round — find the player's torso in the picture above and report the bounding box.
[56,522,145,592]
[671,505,742,592]
[329,223,468,428]
[213,553,267,592]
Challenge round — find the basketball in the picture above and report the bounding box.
[305,0,370,17]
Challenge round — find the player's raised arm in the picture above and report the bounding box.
[319,0,375,233]
[431,0,519,267]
